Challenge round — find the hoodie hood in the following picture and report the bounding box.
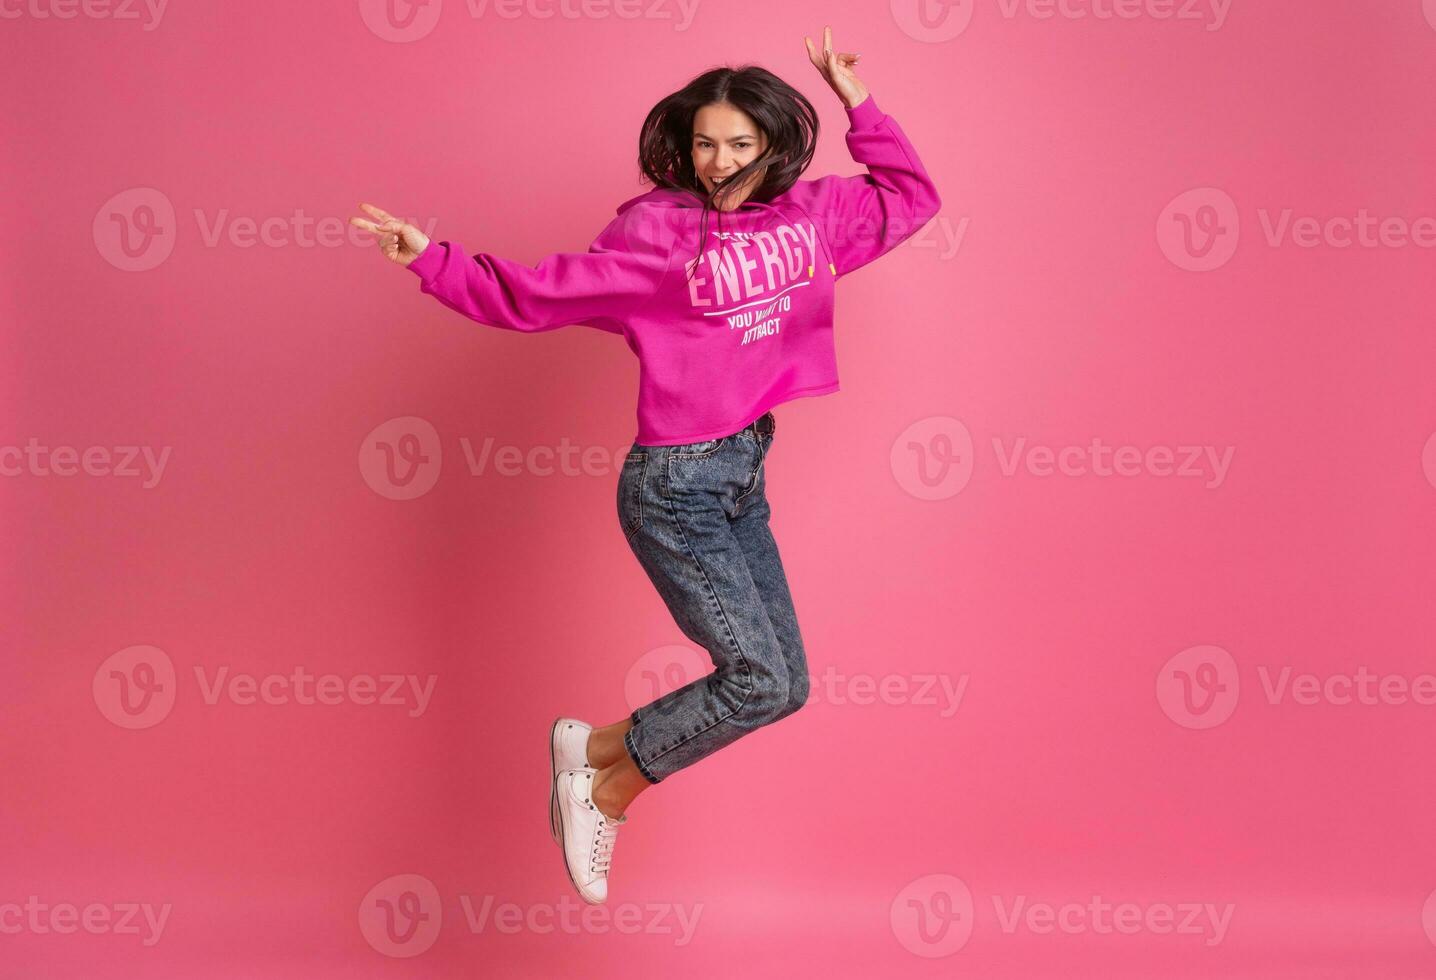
[614,186,699,214]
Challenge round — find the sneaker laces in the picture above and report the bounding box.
[591,816,623,875]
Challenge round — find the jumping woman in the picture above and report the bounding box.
[351,26,941,905]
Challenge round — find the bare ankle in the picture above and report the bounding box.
[586,721,634,771]
[590,773,625,820]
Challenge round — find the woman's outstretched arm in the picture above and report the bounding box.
[351,203,672,334]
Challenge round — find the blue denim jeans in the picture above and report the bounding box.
[616,410,810,783]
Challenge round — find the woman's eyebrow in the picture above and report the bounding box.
[693,132,757,141]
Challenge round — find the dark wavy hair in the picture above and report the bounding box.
[637,65,820,280]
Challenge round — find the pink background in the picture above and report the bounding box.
[6,0,1436,976]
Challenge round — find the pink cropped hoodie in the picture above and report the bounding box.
[405,93,942,445]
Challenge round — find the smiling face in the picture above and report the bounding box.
[691,102,770,211]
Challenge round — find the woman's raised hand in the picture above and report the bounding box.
[350,203,431,267]
[803,25,869,110]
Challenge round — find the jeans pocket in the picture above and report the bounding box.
[617,451,647,540]
[669,435,728,458]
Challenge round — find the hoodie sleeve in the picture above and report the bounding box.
[784,94,942,277]
[404,213,672,334]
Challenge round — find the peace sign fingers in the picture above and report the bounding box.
[803,25,869,109]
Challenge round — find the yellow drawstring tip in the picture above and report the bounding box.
[807,265,814,277]
[828,263,836,274]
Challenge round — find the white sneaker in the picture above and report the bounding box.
[549,718,592,844]
[555,767,628,905]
